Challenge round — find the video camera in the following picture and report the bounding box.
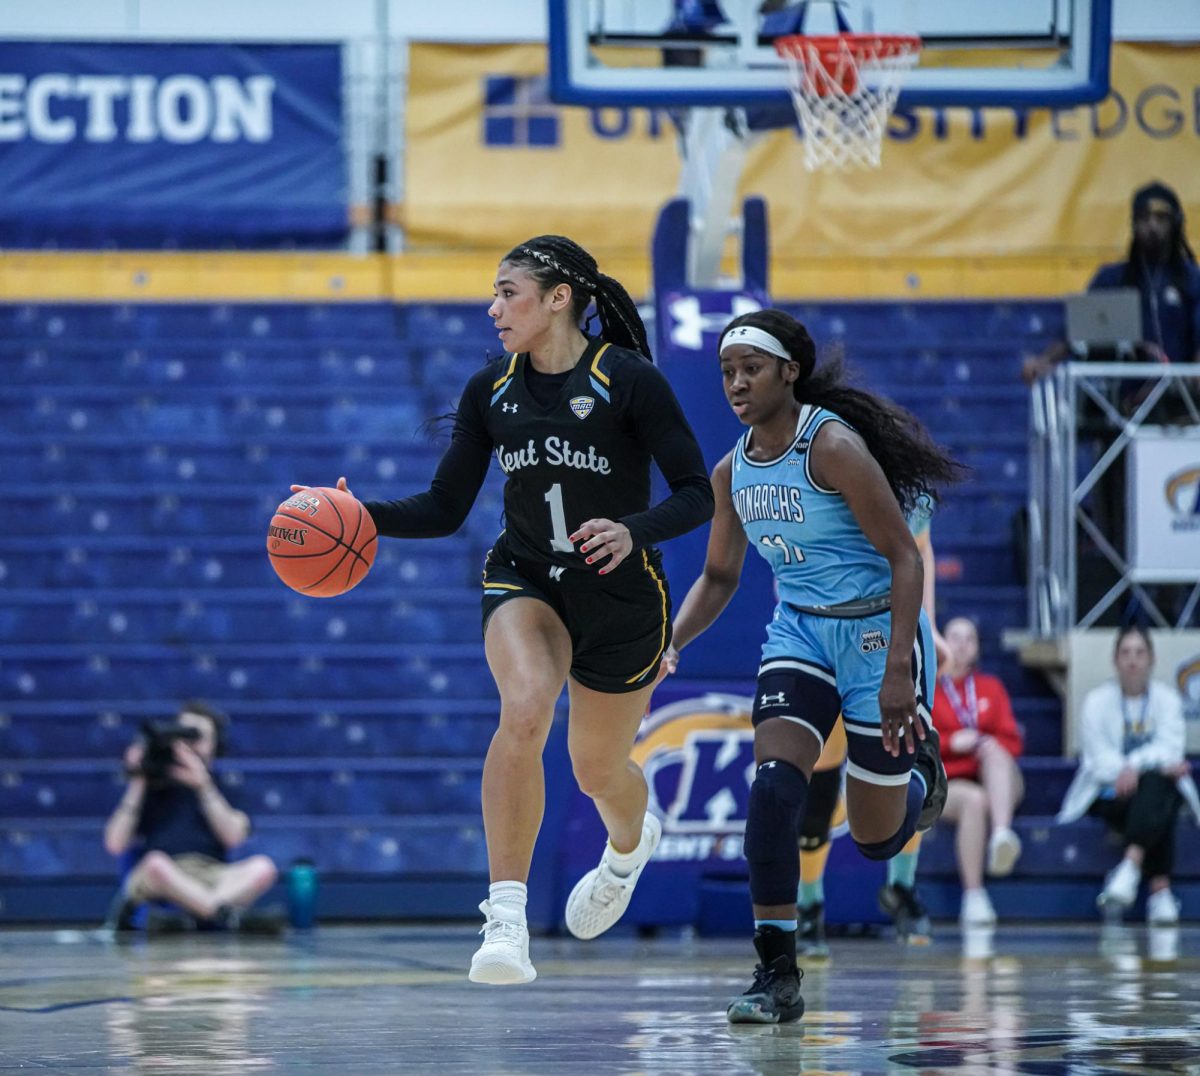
[135,721,203,788]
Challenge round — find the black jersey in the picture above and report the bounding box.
[364,337,712,578]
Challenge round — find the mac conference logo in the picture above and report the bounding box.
[1164,466,1200,532]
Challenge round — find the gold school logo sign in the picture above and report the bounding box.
[1164,466,1200,532]
[1177,656,1200,726]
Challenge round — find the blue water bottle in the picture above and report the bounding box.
[287,857,319,930]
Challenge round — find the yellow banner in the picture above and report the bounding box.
[405,42,1197,273]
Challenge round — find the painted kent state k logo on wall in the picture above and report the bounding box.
[631,695,756,833]
[1164,466,1200,532]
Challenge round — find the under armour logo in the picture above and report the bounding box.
[760,691,787,707]
[502,403,518,413]
[548,565,565,581]
[668,294,762,350]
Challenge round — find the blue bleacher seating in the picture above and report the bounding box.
[4,298,1126,925]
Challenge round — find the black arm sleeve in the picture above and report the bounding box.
[617,362,715,549]
[363,369,494,539]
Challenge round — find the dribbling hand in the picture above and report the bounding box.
[290,476,355,498]
[571,518,633,575]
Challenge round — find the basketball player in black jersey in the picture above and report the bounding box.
[292,235,712,984]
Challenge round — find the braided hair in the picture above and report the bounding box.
[723,309,966,514]
[501,235,652,360]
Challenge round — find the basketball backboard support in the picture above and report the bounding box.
[548,0,1112,109]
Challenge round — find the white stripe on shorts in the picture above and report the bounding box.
[758,659,837,689]
[842,719,882,738]
[766,715,825,753]
[845,760,913,787]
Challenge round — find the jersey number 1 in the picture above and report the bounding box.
[544,483,574,552]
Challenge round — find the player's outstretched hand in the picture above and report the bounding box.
[879,664,924,757]
[289,476,355,498]
[652,645,680,689]
[571,518,633,575]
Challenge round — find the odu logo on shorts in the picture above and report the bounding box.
[860,629,889,654]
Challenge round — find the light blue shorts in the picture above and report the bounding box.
[753,605,935,785]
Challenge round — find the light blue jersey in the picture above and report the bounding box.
[731,404,891,611]
[735,404,935,782]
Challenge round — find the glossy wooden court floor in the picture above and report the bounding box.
[2,922,1197,1073]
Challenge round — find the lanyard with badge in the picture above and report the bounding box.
[1122,692,1151,751]
[940,674,978,730]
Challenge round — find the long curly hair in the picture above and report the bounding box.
[723,308,966,512]
[501,235,652,360]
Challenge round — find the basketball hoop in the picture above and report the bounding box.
[774,33,922,171]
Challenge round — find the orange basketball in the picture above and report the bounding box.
[267,486,378,597]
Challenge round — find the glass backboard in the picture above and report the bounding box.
[548,0,1112,109]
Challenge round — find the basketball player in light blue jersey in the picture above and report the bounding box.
[660,308,963,1024]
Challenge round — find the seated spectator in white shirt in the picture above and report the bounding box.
[1057,626,1200,923]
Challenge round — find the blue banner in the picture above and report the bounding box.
[0,42,346,248]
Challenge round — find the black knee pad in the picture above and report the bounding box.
[798,766,841,851]
[856,819,917,862]
[745,759,809,906]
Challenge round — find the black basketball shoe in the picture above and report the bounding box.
[914,723,948,832]
[878,882,932,946]
[796,901,829,959]
[727,926,805,1024]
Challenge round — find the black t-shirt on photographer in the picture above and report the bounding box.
[136,785,229,863]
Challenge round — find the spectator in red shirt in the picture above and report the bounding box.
[932,617,1025,927]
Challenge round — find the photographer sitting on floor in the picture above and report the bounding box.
[103,700,282,933]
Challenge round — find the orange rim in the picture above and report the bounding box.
[774,32,922,96]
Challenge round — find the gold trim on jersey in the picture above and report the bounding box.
[492,353,518,391]
[625,549,669,684]
[589,342,612,387]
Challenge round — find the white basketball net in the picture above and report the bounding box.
[775,34,922,171]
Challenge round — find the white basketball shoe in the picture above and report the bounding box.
[1098,857,1141,911]
[565,812,662,940]
[468,900,536,985]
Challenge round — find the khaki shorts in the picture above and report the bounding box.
[126,852,231,902]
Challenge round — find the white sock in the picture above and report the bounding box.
[606,823,649,877]
[488,881,528,918]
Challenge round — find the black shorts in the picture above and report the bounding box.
[480,533,672,694]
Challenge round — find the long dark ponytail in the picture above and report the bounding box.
[724,308,965,513]
[501,235,652,360]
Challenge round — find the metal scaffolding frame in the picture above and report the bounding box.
[1028,361,1200,637]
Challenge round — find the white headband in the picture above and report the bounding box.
[719,325,791,361]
